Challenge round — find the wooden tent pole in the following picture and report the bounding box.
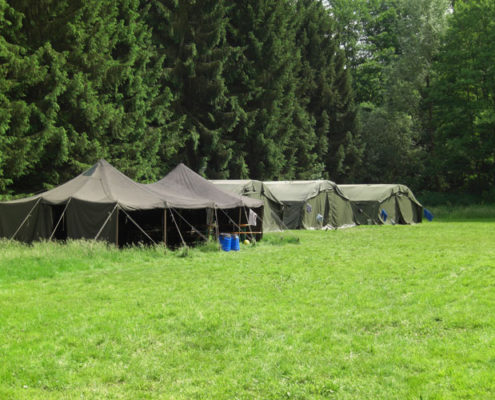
[115,207,119,247]
[238,207,242,233]
[214,208,220,242]
[163,209,167,247]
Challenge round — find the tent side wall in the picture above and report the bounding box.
[380,197,399,224]
[261,197,284,232]
[301,193,327,229]
[326,192,355,228]
[0,201,53,242]
[281,202,303,229]
[65,199,118,243]
[397,194,423,224]
[350,201,381,225]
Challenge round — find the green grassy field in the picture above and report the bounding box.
[1,218,494,399]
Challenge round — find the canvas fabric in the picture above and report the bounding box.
[210,179,285,232]
[149,165,263,210]
[0,160,245,244]
[264,181,355,230]
[339,184,423,225]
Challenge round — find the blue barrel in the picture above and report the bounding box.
[219,234,231,251]
[231,235,240,251]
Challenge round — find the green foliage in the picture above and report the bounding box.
[0,0,493,197]
[429,0,495,193]
[1,223,495,398]
[329,0,451,188]
[1,0,176,192]
[147,0,239,178]
[294,0,360,181]
[224,0,303,179]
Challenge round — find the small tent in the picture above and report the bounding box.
[263,180,355,230]
[0,160,215,246]
[339,184,423,225]
[146,164,264,239]
[209,179,285,232]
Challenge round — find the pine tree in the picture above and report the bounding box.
[225,0,303,180]
[148,0,240,178]
[4,0,174,191]
[295,0,360,181]
[0,0,70,192]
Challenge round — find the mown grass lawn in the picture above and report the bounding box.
[0,219,494,399]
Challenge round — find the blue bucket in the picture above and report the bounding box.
[231,235,240,251]
[219,234,231,252]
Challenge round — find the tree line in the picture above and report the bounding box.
[0,0,493,198]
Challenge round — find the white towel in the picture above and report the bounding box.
[248,209,258,226]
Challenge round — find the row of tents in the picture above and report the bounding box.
[0,160,424,246]
[0,160,264,247]
[211,180,423,231]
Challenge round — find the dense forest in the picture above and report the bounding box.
[0,0,493,198]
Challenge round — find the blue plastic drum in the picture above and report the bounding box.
[219,234,231,251]
[231,235,240,251]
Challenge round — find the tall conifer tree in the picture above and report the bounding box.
[295,0,359,181]
[148,0,240,178]
[225,0,303,179]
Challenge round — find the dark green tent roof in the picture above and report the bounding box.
[339,184,421,206]
[2,159,212,210]
[147,164,263,209]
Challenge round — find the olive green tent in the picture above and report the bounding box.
[0,160,235,246]
[147,164,264,239]
[209,179,285,232]
[263,181,355,230]
[339,184,423,225]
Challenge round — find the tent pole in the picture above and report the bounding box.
[163,209,167,247]
[214,208,220,244]
[243,207,256,243]
[238,207,242,232]
[115,207,119,247]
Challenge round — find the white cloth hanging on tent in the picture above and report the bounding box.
[248,209,258,226]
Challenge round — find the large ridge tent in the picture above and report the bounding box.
[339,184,423,225]
[209,179,285,232]
[263,180,355,230]
[146,164,264,239]
[0,160,217,246]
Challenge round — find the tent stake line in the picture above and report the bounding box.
[94,203,119,241]
[119,208,157,246]
[10,197,42,241]
[170,208,209,242]
[169,207,187,248]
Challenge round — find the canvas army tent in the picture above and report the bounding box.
[209,179,285,232]
[0,160,228,246]
[149,164,262,210]
[339,184,423,225]
[263,180,355,230]
[146,164,264,238]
